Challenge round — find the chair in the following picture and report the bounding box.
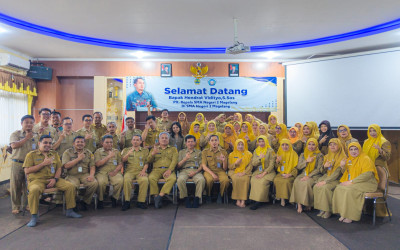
[76,184,98,210]
[148,179,177,205]
[176,171,204,204]
[364,166,391,226]
[121,180,149,204]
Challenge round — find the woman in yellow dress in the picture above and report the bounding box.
[273,139,299,206]
[313,138,346,219]
[332,142,379,223]
[191,113,206,133]
[289,127,303,155]
[249,135,276,210]
[233,121,241,137]
[222,123,237,154]
[271,123,289,153]
[228,139,253,208]
[289,138,324,213]
[238,122,256,152]
[267,114,278,136]
[337,125,358,156]
[188,122,201,150]
[199,121,224,149]
[252,120,260,137]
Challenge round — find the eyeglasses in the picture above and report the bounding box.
[338,129,347,133]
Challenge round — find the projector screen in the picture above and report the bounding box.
[285,49,400,129]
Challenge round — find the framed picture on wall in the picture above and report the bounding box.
[229,63,239,77]
[161,63,172,77]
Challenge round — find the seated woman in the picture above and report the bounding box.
[363,124,391,217]
[289,127,303,155]
[337,125,358,156]
[249,135,276,210]
[332,142,379,223]
[313,138,346,219]
[177,112,190,136]
[169,122,185,151]
[228,139,253,208]
[191,113,206,133]
[199,121,224,149]
[271,123,289,153]
[222,124,237,154]
[188,122,201,150]
[290,138,324,213]
[318,120,335,155]
[238,122,256,152]
[267,114,278,136]
[273,139,299,207]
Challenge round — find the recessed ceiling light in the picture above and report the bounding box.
[263,51,279,59]
[131,51,147,59]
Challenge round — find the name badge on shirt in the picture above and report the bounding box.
[78,166,83,173]
[50,164,55,174]
[93,141,96,148]
[348,173,351,181]
[113,160,118,166]
[281,166,284,172]
[195,161,199,167]
[259,166,263,172]
[31,143,37,150]
[217,162,221,168]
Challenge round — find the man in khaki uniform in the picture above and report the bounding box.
[119,117,142,149]
[142,115,160,149]
[147,132,178,208]
[51,110,63,132]
[177,135,205,208]
[62,136,98,211]
[156,109,173,132]
[53,117,77,157]
[33,108,58,140]
[76,114,97,153]
[94,135,123,209]
[91,112,107,148]
[23,135,82,227]
[121,135,149,211]
[202,135,229,204]
[106,122,120,150]
[9,115,39,214]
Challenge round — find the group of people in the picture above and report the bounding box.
[8,108,391,228]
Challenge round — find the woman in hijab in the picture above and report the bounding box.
[199,121,224,149]
[271,123,289,153]
[289,138,324,213]
[177,112,190,136]
[228,139,253,208]
[273,139,299,207]
[267,114,278,136]
[233,121,241,137]
[252,120,260,137]
[222,124,237,154]
[289,127,303,155]
[337,125,358,156]
[249,135,276,210]
[192,113,206,133]
[332,142,379,223]
[309,121,320,139]
[227,112,243,125]
[318,120,336,155]
[214,114,227,133]
[238,122,256,152]
[188,122,201,150]
[313,138,346,219]
[259,123,274,147]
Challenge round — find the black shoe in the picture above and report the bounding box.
[80,201,88,211]
[193,197,200,208]
[97,201,104,209]
[111,197,117,208]
[121,201,130,211]
[154,196,162,209]
[250,202,261,210]
[73,206,79,213]
[185,197,192,208]
[136,202,148,209]
[206,196,212,204]
[217,194,222,204]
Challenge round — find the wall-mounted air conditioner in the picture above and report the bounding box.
[0,53,30,71]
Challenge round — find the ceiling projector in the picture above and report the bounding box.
[226,41,250,54]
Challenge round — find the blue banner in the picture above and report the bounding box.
[125,76,277,112]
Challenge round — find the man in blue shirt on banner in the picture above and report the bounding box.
[126,77,157,111]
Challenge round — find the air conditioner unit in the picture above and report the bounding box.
[0,53,30,71]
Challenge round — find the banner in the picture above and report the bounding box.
[125,76,277,112]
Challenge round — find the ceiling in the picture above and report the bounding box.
[1,0,400,61]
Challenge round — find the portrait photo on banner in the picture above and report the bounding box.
[229,63,239,77]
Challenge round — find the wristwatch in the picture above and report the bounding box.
[54,178,59,182]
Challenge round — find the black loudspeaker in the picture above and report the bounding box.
[27,65,53,80]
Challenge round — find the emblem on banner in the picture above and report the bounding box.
[208,79,216,86]
[190,62,208,85]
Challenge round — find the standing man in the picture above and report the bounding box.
[91,112,108,149]
[120,117,142,149]
[51,111,63,132]
[147,132,178,208]
[177,135,205,208]
[76,114,97,153]
[121,135,149,211]
[9,115,39,214]
[62,136,98,211]
[142,115,160,149]
[106,122,120,150]
[94,135,123,209]
[23,135,82,227]
[202,135,229,204]
[33,108,58,139]
[126,77,157,111]
[147,108,172,132]
[52,117,77,157]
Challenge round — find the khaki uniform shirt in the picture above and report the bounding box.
[156,118,173,132]
[201,147,228,172]
[121,129,142,149]
[23,150,61,182]
[9,130,40,161]
[121,147,149,172]
[76,127,98,152]
[94,148,121,174]
[56,131,77,157]
[110,133,120,150]
[148,145,178,171]
[90,124,108,148]
[62,148,95,176]
[144,128,160,147]
[33,122,58,140]
[178,148,202,169]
